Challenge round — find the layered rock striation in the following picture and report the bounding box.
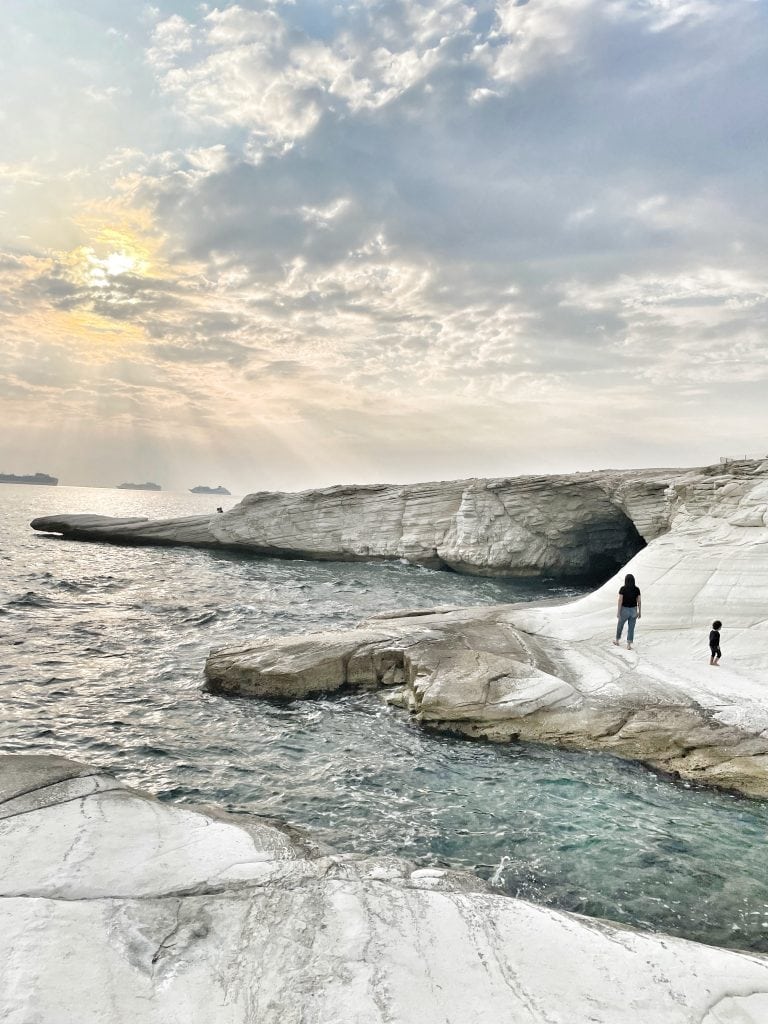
[206,460,768,798]
[31,464,713,578]
[4,754,768,1023]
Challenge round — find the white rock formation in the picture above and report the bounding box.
[28,461,768,793]
[29,512,219,547]
[31,465,702,577]
[3,754,768,1023]
[206,460,768,798]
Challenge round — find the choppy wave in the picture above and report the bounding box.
[6,590,57,608]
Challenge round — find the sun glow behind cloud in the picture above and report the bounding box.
[3,203,179,357]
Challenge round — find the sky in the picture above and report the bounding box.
[1,0,767,492]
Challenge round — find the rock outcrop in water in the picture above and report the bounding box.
[205,460,768,799]
[3,754,768,1023]
[31,464,701,578]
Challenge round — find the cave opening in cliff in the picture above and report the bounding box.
[584,514,647,585]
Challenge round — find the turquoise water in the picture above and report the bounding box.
[2,484,768,951]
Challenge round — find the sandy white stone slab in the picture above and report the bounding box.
[2,757,768,1023]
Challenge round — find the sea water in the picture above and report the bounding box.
[2,484,767,951]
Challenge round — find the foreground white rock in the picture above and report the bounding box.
[3,754,768,1024]
[206,461,768,798]
[31,465,697,577]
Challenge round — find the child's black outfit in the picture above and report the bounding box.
[709,628,721,660]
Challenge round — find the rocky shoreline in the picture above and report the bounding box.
[3,754,768,1023]
[206,598,768,798]
[202,460,768,799]
[30,460,768,799]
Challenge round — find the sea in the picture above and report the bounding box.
[2,483,768,952]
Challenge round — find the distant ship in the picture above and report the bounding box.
[190,485,231,495]
[0,472,58,486]
[116,482,162,491]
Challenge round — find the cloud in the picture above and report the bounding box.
[146,1,480,149]
[485,0,731,85]
[559,265,768,385]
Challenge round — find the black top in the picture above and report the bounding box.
[619,584,640,608]
[709,629,721,650]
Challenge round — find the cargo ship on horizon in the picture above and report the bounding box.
[190,484,231,495]
[0,472,58,486]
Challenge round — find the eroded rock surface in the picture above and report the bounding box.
[31,464,719,578]
[206,460,768,798]
[30,512,219,547]
[3,755,768,1023]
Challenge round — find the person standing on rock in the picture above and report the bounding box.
[614,573,641,650]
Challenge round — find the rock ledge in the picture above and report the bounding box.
[3,754,768,1023]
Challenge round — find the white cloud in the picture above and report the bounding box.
[484,0,745,86]
[146,13,194,69]
[487,0,594,84]
[627,0,722,32]
[560,266,768,384]
[561,266,768,316]
[299,198,352,227]
[145,1,481,145]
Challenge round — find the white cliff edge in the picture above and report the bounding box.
[31,464,703,577]
[2,754,768,1024]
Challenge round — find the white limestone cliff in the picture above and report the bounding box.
[31,465,702,577]
[3,755,768,1023]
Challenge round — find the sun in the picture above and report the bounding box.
[12,199,208,359]
[86,248,143,287]
[70,205,159,289]
[104,251,138,277]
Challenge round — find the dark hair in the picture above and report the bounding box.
[624,573,636,587]
[712,620,722,630]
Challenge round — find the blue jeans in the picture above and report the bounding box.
[616,607,638,643]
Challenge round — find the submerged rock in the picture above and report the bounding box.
[206,460,768,799]
[3,754,768,1023]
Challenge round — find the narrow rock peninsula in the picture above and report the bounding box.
[205,460,768,799]
[31,464,703,578]
[3,754,768,1023]
[30,513,220,547]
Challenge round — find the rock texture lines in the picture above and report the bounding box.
[4,755,768,1024]
[31,465,700,578]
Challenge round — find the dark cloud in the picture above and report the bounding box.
[141,0,768,277]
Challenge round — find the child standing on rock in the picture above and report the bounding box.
[709,620,722,666]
